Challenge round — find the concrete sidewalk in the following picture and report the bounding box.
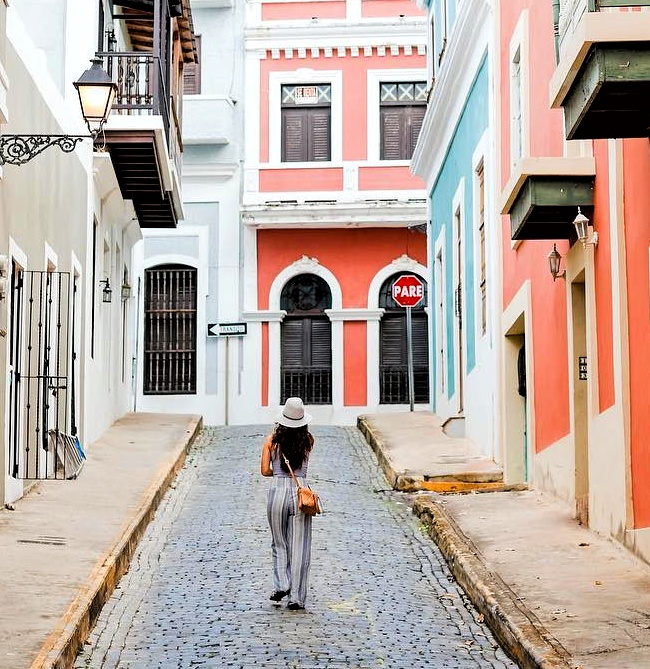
[359,412,650,669]
[0,412,202,669]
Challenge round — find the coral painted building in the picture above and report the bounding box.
[238,0,429,424]
[499,0,650,563]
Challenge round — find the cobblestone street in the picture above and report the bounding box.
[74,426,517,669]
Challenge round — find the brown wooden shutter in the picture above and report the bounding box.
[407,105,426,158]
[381,104,426,160]
[282,107,331,162]
[183,35,201,95]
[282,109,308,162]
[310,108,331,161]
[380,107,404,160]
[310,318,332,367]
[281,319,305,367]
[381,316,406,365]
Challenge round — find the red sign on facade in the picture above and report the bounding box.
[392,274,424,308]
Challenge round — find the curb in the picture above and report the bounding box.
[357,416,399,488]
[29,415,204,669]
[413,497,573,669]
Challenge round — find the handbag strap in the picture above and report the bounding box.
[277,447,301,489]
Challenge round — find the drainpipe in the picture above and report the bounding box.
[552,0,561,64]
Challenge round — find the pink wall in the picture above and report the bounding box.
[256,228,427,405]
[361,0,423,18]
[257,228,427,309]
[262,1,346,20]
[500,1,575,452]
[358,166,424,190]
[593,141,615,414]
[344,322,368,405]
[258,50,426,167]
[622,139,650,527]
[260,168,343,192]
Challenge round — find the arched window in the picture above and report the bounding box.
[379,273,430,404]
[280,274,332,404]
[144,264,197,394]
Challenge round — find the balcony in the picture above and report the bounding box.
[501,158,595,241]
[99,52,182,228]
[550,1,650,139]
[183,96,236,145]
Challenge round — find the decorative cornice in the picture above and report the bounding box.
[245,20,427,53]
[266,44,425,59]
[291,255,320,271]
[241,198,427,228]
[243,310,287,322]
[390,254,424,272]
[325,308,385,322]
[411,0,490,184]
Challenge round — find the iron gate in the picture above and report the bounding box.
[8,268,81,480]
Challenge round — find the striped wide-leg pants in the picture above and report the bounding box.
[267,476,312,607]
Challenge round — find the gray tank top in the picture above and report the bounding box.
[271,448,308,478]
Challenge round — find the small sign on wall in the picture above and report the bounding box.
[578,356,587,381]
[294,86,319,104]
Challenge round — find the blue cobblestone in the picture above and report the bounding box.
[74,426,517,669]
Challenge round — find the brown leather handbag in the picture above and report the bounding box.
[281,452,322,516]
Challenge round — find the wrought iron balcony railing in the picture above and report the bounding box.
[97,51,181,177]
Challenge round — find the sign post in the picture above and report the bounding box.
[207,323,248,425]
[391,275,425,411]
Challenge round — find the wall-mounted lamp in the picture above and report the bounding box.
[73,58,117,138]
[121,281,132,301]
[573,207,598,248]
[548,244,566,282]
[100,278,112,303]
[0,59,117,166]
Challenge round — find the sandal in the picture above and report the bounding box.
[269,590,289,602]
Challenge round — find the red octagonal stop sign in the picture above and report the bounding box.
[392,274,424,308]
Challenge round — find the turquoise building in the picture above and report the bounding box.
[411,0,498,457]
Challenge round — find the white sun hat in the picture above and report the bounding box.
[276,397,313,428]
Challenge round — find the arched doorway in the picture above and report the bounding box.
[379,272,429,404]
[280,274,332,404]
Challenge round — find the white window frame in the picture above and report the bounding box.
[434,233,447,400]
[472,131,489,340]
[268,70,343,165]
[451,179,465,415]
[366,69,427,164]
[509,12,530,172]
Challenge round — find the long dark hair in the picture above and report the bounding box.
[271,424,314,473]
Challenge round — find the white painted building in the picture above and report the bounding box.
[133,0,245,425]
[0,0,196,503]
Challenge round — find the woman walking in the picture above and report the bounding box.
[260,397,314,610]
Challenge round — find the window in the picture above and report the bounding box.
[143,265,197,395]
[427,13,436,89]
[435,249,445,395]
[183,35,201,95]
[281,84,331,162]
[511,47,523,167]
[380,82,427,160]
[476,161,487,335]
[378,273,429,404]
[280,274,332,404]
[439,0,449,64]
